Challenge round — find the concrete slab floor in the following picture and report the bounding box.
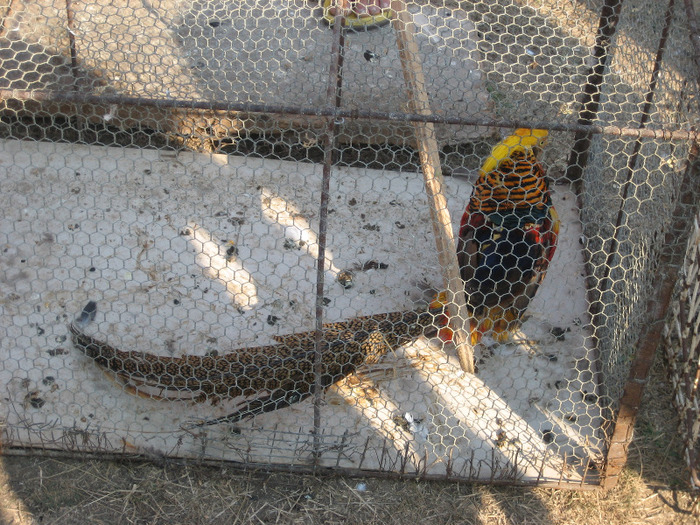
[0,138,603,484]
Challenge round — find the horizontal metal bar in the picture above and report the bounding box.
[1,88,698,142]
[2,446,602,490]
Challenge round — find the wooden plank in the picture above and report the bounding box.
[391,1,475,373]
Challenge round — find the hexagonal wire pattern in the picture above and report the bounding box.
[0,0,699,488]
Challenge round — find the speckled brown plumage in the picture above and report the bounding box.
[69,304,440,425]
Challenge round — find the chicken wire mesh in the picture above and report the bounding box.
[0,0,699,488]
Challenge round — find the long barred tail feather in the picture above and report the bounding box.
[70,301,443,425]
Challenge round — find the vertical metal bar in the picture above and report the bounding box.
[564,0,624,186]
[558,453,567,486]
[560,2,625,437]
[595,0,676,317]
[580,457,592,487]
[312,6,346,464]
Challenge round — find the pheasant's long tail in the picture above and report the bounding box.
[70,301,444,422]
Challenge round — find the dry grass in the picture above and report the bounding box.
[1,357,698,525]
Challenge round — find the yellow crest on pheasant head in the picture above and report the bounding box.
[479,128,548,176]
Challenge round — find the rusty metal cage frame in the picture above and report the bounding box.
[1,0,700,489]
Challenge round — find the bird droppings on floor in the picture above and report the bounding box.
[0,139,604,484]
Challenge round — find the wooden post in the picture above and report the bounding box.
[391,1,474,373]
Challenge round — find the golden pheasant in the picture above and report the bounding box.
[70,301,441,426]
[434,128,560,345]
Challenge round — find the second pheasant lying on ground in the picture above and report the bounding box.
[70,301,442,426]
